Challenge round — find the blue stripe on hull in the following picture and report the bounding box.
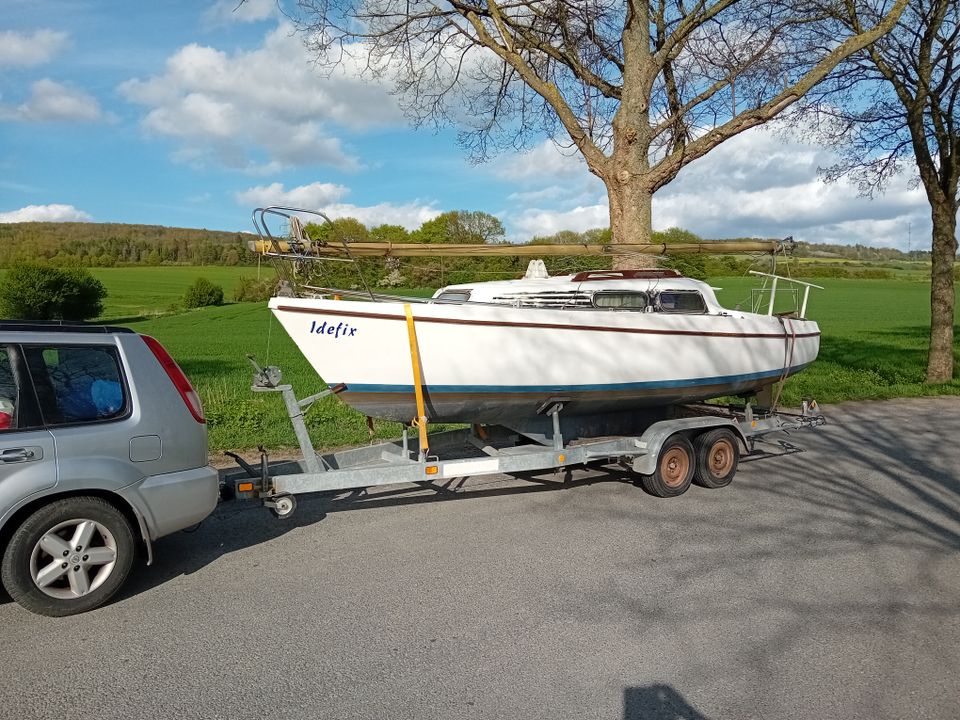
[335,363,814,422]
[340,363,811,395]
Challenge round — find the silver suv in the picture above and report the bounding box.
[0,322,219,616]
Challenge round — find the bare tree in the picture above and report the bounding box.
[289,0,906,264]
[799,0,958,383]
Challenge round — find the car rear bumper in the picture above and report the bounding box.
[119,465,219,539]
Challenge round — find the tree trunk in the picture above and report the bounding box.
[925,198,958,383]
[606,176,654,270]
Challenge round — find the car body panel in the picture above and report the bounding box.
[0,428,58,526]
[0,325,215,545]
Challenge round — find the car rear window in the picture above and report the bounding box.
[24,345,127,426]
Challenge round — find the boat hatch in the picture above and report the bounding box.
[435,289,472,303]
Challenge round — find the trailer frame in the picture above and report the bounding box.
[224,359,826,518]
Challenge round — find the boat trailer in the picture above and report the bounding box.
[223,357,826,518]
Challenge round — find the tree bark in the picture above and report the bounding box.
[606,175,654,270]
[926,197,958,383]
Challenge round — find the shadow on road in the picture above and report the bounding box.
[76,397,960,633]
[624,685,711,719]
[115,463,629,603]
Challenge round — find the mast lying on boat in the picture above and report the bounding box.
[248,206,787,260]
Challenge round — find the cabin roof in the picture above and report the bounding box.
[435,272,725,311]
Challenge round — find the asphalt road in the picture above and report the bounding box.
[1,397,958,720]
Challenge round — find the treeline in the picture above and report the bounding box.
[0,222,258,268]
[793,241,928,262]
[301,210,566,288]
[0,214,924,284]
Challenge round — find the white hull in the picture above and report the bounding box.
[270,297,821,423]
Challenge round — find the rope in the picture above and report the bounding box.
[771,316,797,410]
[265,308,274,367]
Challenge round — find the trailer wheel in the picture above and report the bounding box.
[693,429,740,489]
[268,493,297,520]
[640,434,694,498]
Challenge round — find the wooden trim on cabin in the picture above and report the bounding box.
[570,269,682,282]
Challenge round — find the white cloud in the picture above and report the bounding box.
[236,181,351,208]
[0,29,68,68]
[0,204,92,223]
[0,79,105,122]
[492,140,588,182]
[326,201,442,230]
[120,25,403,173]
[509,204,609,239]
[204,0,277,25]
[653,127,930,247]
[492,127,932,249]
[236,182,440,230]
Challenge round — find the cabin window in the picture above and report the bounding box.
[435,290,471,303]
[657,290,707,313]
[592,291,650,310]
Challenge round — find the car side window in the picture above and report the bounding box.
[24,346,127,426]
[0,347,17,432]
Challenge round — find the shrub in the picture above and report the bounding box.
[0,263,106,321]
[183,277,224,308]
[233,276,276,303]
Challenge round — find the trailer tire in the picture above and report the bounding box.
[639,434,694,498]
[268,493,297,519]
[693,428,740,489]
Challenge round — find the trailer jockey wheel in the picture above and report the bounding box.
[640,434,694,498]
[267,493,297,520]
[693,428,740,489]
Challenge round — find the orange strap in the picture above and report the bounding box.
[403,304,429,457]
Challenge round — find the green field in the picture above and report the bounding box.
[712,277,960,404]
[36,267,960,451]
[90,265,277,319]
[5,266,960,450]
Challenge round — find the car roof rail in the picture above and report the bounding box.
[0,320,135,334]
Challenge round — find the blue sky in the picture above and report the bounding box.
[0,0,932,249]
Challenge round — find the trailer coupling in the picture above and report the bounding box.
[221,448,298,519]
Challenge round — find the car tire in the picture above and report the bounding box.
[1,496,135,617]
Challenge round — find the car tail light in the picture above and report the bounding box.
[140,335,206,423]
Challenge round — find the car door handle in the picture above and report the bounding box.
[1,448,37,463]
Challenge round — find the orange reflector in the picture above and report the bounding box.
[558,454,566,463]
[238,482,254,492]
[425,465,439,475]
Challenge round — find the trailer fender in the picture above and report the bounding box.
[630,417,747,476]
